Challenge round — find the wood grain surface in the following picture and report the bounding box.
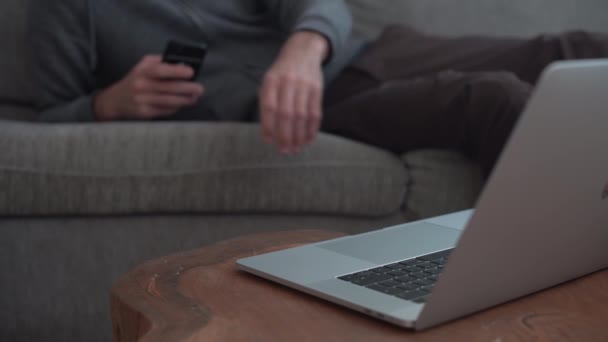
[111,230,608,342]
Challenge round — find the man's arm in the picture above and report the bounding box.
[259,31,328,154]
[259,0,354,153]
[28,1,98,122]
[262,0,353,64]
[28,1,204,122]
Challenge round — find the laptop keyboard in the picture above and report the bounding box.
[337,249,453,303]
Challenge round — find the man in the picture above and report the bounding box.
[28,1,607,176]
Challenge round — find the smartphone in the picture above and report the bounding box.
[162,40,208,81]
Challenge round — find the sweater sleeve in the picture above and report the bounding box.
[27,1,98,122]
[260,0,354,64]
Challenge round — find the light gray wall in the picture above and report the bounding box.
[347,0,608,38]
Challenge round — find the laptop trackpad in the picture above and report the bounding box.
[317,222,461,264]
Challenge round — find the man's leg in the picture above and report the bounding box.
[322,26,606,176]
[323,70,532,177]
[348,25,608,86]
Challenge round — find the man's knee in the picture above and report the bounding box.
[466,72,532,110]
[456,72,532,174]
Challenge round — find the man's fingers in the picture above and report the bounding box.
[141,55,163,64]
[293,83,310,151]
[260,64,324,153]
[307,84,323,145]
[137,55,197,85]
[146,62,195,81]
[145,80,204,97]
[277,78,297,153]
[260,74,280,144]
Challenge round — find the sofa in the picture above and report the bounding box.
[1,0,606,341]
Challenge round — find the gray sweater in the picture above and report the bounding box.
[28,0,363,122]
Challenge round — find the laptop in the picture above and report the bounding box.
[237,60,608,330]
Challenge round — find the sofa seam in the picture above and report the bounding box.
[0,161,405,178]
[400,156,414,212]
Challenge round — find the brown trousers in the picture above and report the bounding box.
[323,25,608,176]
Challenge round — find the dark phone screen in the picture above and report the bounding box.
[162,40,207,80]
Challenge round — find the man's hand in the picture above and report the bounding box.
[94,55,205,121]
[259,31,329,154]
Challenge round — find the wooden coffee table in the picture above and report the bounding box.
[111,230,608,342]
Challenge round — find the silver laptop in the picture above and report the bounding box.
[237,60,608,330]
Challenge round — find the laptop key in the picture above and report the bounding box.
[417,249,453,262]
[417,287,432,294]
[368,285,404,296]
[387,270,410,277]
[410,272,429,279]
[338,275,355,281]
[399,259,424,266]
[385,263,407,270]
[420,285,435,292]
[396,283,418,291]
[413,279,435,286]
[357,271,378,278]
[351,274,393,286]
[367,284,387,291]
[367,273,395,282]
[384,287,407,296]
[395,275,416,283]
[425,268,443,275]
[371,267,394,274]
[397,290,428,300]
[413,296,429,304]
[403,266,422,273]
[379,280,401,288]
[431,258,448,265]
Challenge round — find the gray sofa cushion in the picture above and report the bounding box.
[0,122,407,216]
[0,0,31,107]
[347,0,608,38]
[403,150,482,219]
